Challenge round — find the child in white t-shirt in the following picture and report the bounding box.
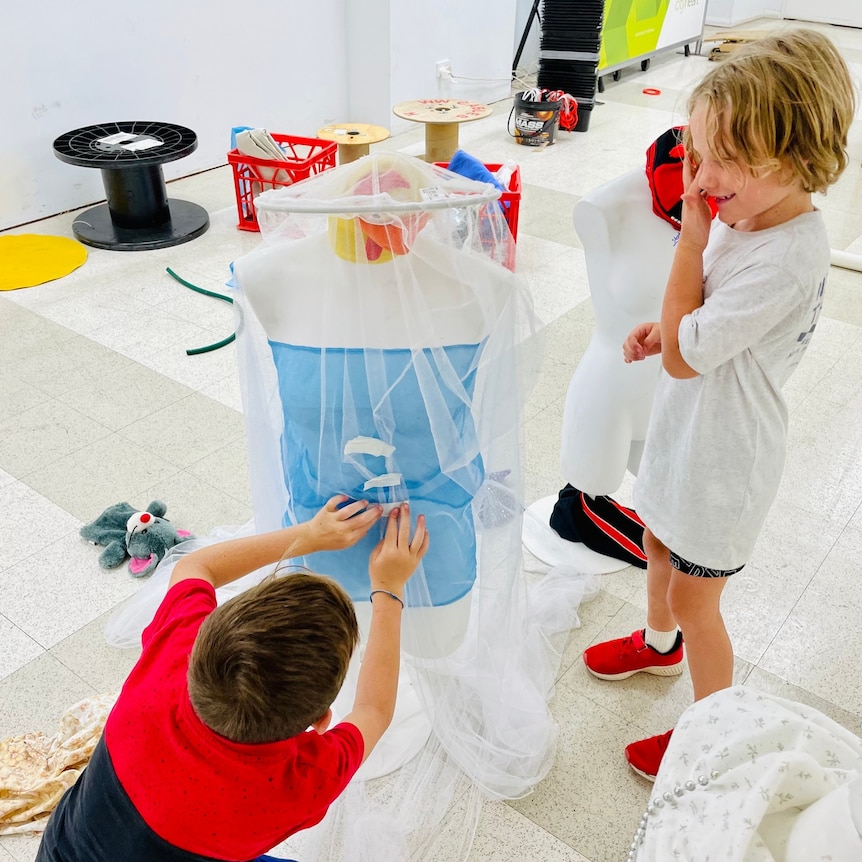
[583,28,856,780]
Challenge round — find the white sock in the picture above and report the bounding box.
[644,625,679,654]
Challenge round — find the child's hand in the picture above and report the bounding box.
[368,503,429,598]
[306,495,383,552]
[679,164,713,253]
[623,322,661,362]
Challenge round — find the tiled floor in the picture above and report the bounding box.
[2,18,861,862]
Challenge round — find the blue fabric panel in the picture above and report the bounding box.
[269,343,484,606]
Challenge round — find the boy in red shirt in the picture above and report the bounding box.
[37,496,427,862]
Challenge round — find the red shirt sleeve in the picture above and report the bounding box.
[141,578,216,651]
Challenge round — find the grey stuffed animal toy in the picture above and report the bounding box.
[80,500,193,577]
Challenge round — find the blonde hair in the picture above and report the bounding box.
[685,29,856,193]
[188,572,359,744]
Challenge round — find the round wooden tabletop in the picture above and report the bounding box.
[392,99,492,125]
[316,123,391,164]
[316,123,391,146]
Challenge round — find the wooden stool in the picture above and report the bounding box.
[392,99,492,163]
[316,123,390,164]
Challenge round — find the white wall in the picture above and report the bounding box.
[782,0,862,27]
[2,0,519,229]
[705,0,862,32]
[0,0,349,229]
[705,0,781,27]
[390,0,517,124]
[513,0,541,78]
[346,0,393,128]
[348,0,518,136]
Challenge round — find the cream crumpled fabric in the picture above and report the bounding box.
[0,693,116,835]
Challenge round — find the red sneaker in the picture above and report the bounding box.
[583,629,684,680]
[625,729,674,781]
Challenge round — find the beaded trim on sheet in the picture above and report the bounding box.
[627,770,721,861]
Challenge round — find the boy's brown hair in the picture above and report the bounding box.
[187,572,359,744]
[685,29,856,193]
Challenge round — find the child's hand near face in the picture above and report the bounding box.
[307,495,383,552]
[679,159,714,252]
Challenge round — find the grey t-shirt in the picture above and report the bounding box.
[633,211,829,569]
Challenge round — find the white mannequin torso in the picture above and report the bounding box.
[560,168,678,496]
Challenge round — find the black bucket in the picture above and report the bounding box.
[509,92,562,147]
[574,102,593,133]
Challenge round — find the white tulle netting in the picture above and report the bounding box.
[105,153,598,861]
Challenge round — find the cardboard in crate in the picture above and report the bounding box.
[436,161,522,270]
[228,134,338,232]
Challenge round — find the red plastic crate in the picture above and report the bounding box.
[435,162,521,241]
[436,161,521,270]
[228,134,338,232]
[485,162,521,243]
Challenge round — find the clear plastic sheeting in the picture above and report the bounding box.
[105,153,598,861]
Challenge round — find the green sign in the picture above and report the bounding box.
[599,0,705,70]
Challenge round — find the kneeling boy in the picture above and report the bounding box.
[37,497,427,861]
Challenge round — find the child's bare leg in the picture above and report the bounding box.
[643,527,676,632]
[667,571,732,700]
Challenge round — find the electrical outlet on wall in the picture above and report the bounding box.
[436,60,452,80]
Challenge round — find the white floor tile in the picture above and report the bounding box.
[509,683,657,862]
[0,482,80,573]
[139,338,239,393]
[469,801,591,861]
[49,612,140,694]
[0,615,43,682]
[116,393,245,470]
[0,400,113,478]
[759,524,862,715]
[0,531,140,648]
[139,470,253,536]
[0,833,42,862]
[0,653,95,738]
[22,434,183,522]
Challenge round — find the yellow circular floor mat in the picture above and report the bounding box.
[0,234,88,291]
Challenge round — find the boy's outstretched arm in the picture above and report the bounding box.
[343,503,429,764]
[169,496,383,588]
